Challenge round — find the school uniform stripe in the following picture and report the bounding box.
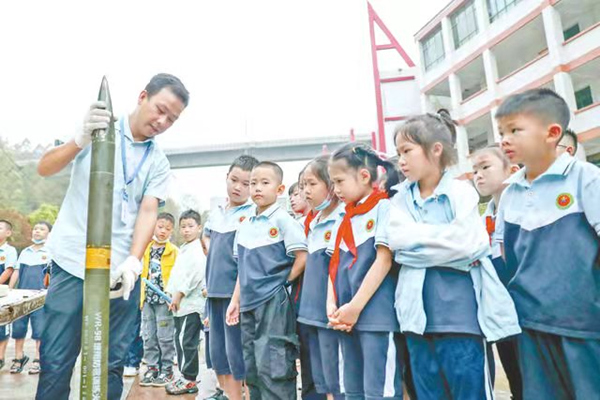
[383,332,397,397]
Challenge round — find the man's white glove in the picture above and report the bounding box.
[74,101,113,149]
[110,256,142,301]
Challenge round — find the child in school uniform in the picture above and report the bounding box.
[472,146,522,399]
[326,143,405,400]
[8,221,52,375]
[226,161,307,399]
[0,219,18,371]
[291,173,325,400]
[297,155,345,399]
[138,212,178,387]
[289,181,309,218]
[203,155,258,400]
[388,112,520,400]
[494,88,600,399]
[165,210,206,396]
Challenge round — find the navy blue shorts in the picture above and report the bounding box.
[207,297,246,380]
[519,329,600,399]
[405,333,493,400]
[0,324,10,342]
[341,330,405,400]
[303,324,343,396]
[12,308,45,340]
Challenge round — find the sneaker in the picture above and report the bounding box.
[152,372,174,387]
[204,388,228,400]
[139,367,159,387]
[10,355,30,374]
[165,377,199,395]
[123,366,139,377]
[28,359,41,375]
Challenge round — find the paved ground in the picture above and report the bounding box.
[1,335,513,399]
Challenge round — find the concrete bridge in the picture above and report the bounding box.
[164,134,372,169]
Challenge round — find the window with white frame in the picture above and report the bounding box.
[488,0,521,23]
[422,27,445,71]
[451,0,479,49]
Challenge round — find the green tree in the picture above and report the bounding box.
[0,139,70,215]
[29,203,60,225]
[0,209,32,251]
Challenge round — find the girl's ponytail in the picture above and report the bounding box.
[376,157,400,196]
[352,146,400,197]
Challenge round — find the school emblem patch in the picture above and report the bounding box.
[556,193,574,210]
[269,227,279,238]
[0,256,4,262]
[239,216,246,223]
[366,219,375,232]
[42,255,47,261]
[324,230,332,242]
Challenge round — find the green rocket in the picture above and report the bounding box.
[80,76,115,399]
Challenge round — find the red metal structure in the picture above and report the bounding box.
[367,2,416,152]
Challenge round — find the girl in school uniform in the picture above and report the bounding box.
[388,112,520,400]
[472,145,522,399]
[297,155,345,399]
[326,143,405,400]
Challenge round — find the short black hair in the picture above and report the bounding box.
[495,88,570,132]
[157,212,175,226]
[145,73,190,107]
[228,155,259,174]
[561,128,578,154]
[34,221,53,232]
[0,220,13,231]
[253,161,284,184]
[179,209,201,225]
[288,182,299,196]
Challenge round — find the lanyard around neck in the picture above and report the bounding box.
[120,118,152,186]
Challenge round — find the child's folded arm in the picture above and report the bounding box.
[388,197,489,269]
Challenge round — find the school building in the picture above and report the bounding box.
[414,0,600,169]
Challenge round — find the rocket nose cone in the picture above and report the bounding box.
[98,76,113,113]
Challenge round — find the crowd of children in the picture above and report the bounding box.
[208,87,597,400]
[0,221,52,375]
[1,87,597,400]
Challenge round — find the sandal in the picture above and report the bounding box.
[10,355,30,374]
[28,359,41,375]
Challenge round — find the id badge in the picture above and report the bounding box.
[121,188,130,224]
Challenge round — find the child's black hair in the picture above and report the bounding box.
[471,144,511,170]
[330,143,400,196]
[34,221,53,232]
[561,128,578,154]
[179,209,201,225]
[0,220,13,231]
[495,88,570,132]
[288,182,299,197]
[157,212,175,226]
[228,155,260,174]
[302,155,333,189]
[394,109,458,170]
[253,161,284,184]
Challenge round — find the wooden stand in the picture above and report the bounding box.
[0,289,46,326]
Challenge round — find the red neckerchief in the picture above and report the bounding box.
[328,189,388,300]
[485,215,495,245]
[304,210,317,237]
